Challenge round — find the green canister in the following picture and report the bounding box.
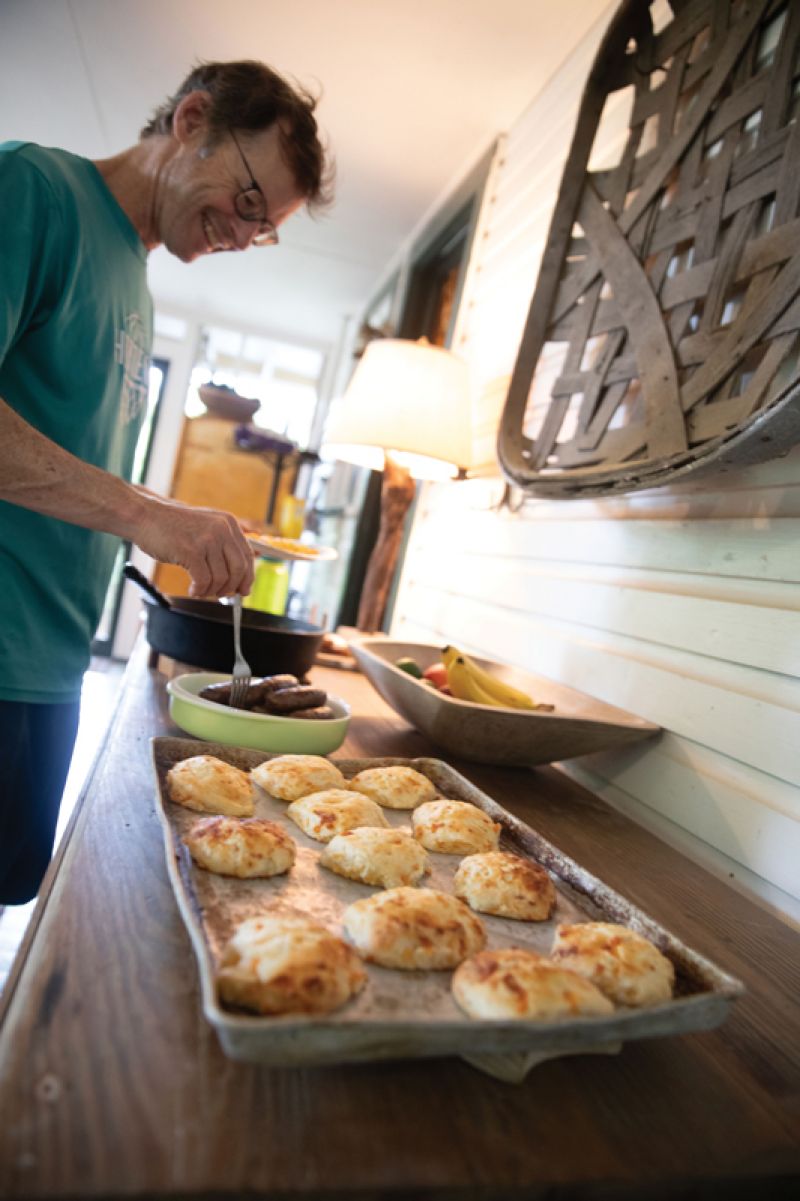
[243,557,290,616]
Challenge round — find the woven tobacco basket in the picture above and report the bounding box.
[498,0,800,496]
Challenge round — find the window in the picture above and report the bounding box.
[185,324,325,448]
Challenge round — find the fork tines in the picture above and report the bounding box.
[229,674,252,709]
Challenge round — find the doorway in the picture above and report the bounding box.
[91,355,169,655]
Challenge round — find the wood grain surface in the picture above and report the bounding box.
[0,640,798,1200]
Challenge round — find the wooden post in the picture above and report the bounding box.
[356,455,416,632]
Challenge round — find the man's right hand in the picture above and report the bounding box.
[131,489,256,598]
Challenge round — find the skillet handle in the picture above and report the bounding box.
[123,562,172,610]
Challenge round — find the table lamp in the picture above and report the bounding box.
[323,338,472,631]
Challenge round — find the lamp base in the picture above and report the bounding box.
[356,456,416,632]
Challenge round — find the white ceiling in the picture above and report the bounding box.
[1,0,612,349]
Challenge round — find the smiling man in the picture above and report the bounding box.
[0,60,332,906]
[119,61,325,260]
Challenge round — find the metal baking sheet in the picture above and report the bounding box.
[150,736,744,1081]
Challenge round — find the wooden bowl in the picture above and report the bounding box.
[351,639,659,767]
[198,384,260,422]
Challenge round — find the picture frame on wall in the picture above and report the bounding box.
[399,140,498,348]
[352,269,402,362]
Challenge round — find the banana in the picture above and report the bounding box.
[446,657,503,706]
[441,645,459,669]
[442,644,544,710]
[462,656,538,710]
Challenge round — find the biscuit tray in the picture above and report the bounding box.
[150,736,744,1083]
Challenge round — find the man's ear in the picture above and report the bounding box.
[172,90,212,145]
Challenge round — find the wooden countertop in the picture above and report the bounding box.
[1,641,798,1199]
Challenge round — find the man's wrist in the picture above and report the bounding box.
[109,479,153,540]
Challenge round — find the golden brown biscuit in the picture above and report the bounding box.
[452,948,615,1020]
[412,799,500,855]
[453,852,556,920]
[348,765,436,810]
[286,789,389,843]
[166,755,255,816]
[550,921,675,1007]
[251,754,346,801]
[217,913,367,1015]
[320,827,430,889]
[343,886,486,970]
[183,816,296,878]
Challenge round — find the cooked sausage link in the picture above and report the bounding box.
[219,681,276,709]
[260,674,300,693]
[242,681,275,708]
[265,686,327,713]
[200,676,299,709]
[199,682,232,704]
[291,705,335,721]
[242,677,298,707]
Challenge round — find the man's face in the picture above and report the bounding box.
[160,119,305,263]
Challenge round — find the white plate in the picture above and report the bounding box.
[246,534,338,563]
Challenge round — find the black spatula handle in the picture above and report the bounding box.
[123,563,172,610]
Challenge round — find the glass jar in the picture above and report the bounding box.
[278,494,306,540]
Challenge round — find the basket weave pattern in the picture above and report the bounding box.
[500,0,800,495]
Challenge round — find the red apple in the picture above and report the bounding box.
[422,662,448,690]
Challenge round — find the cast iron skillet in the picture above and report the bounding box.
[123,564,324,678]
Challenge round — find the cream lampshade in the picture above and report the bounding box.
[323,338,472,630]
[324,338,473,480]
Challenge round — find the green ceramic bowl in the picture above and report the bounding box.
[166,672,350,754]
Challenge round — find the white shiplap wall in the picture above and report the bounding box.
[390,4,800,922]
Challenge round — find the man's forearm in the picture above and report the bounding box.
[0,395,146,537]
[0,396,255,598]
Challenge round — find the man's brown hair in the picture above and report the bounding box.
[141,60,332,212]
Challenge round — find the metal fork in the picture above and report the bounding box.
[228,595,252,709]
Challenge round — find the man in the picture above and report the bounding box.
[0,60,332,905]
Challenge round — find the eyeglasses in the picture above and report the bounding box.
[228,128,279,247]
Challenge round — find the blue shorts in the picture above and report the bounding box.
[0,699,80,905]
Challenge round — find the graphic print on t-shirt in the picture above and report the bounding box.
[115,311,150,425]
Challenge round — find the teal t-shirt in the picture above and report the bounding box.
[0,143,152,703]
